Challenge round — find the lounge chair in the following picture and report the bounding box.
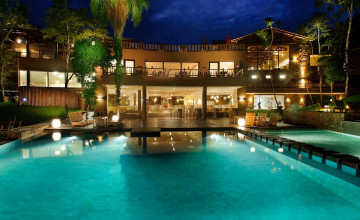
[268,112,279,126]
[245,112,256,127]
[333,100,346,112]
[317,101,333,112]
[107,112,125,127]
[256,112,267,126]
[68,112,92,127]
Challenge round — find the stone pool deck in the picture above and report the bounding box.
[45,117,296,133]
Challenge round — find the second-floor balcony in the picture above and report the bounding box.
[105,67,245,78]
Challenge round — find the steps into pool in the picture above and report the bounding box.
[236,127,360,177]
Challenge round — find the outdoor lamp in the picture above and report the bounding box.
[52,119,61,128]
[16,38,22,44]
[112,115,119,121]
[238,118,245,127]
[278,148,284,153]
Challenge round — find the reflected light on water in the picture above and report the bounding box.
[52,132,61,142]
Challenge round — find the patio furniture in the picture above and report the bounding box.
[245,112,256,127]
[333,100,346,112]
[317,102,333,112]
[268,112,279,126]
[177,109,183,118]
[107,112,125,127]
[68,112,92,127]
[93,116,108,128]
[256,113,267,126]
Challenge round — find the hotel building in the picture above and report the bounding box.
[10,27,346,119]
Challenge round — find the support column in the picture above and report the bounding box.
[138,90,141,111]
[26,38,30,58]
[202,86,207,119]
[237,87,247,115]
[142,85,147,121]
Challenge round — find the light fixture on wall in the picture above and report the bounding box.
[251,75,257,79]
[300,98,304,103]
[266,75,271,79]
[293,57,298,62]
[238,97,246,102]
[280,74,286,79]
[16,38,22,44]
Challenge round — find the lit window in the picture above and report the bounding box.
[266,75,271,79]
[49,71,65,87]
[19,70,27,86]
[68,73,82,88]
[30,71,48,87]
[280,74,286,79]
[251,75,257,79]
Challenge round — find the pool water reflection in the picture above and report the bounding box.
[0,131,360,219]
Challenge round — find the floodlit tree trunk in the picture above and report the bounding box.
[0,28,13,101]
[344,0,354,97]
[305,81,314,105]
[114,35,124,115]
[317,26,323,103]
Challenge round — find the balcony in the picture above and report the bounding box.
[105,67,244,78]
[121,42,246,52]
[19,51,65,60]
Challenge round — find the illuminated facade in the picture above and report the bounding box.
[10,27,346,119]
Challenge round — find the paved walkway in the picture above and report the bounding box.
[45,117,296,133]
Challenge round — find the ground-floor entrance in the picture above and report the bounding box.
[102,85,246,119]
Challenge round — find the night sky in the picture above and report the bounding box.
[20,0,317,44]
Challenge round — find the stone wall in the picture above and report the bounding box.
[283,110,344,132]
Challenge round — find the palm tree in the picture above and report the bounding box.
[91,0,149,108]
[316,0,359,97]
[304,13,330,102]
[256,17,281,109]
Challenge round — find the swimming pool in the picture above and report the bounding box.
[0,131,360,219]
[265,128,360,158]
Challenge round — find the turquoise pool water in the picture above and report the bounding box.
[0,131,360,219]
[266,129,360,158]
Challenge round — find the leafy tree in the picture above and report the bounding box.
[303,13,330,102]
[70,38,110,85]
[70,38,110,118]
[91,0,149,110]
[42,0,109,89]
[82,79,98,119]
[256,17,282,108]
[318,55,345,95]
[316,0,359,97]
[0,0,29,101]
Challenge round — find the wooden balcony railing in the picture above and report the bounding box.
[105,67,244,78]
[122,42,246,52]
[19,51,65,60]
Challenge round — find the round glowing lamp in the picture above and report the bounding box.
[52,132,61,142]
[52,119,61,128]
[278,148,284,153]
[112,115,119,121]
[238,118,245,127]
